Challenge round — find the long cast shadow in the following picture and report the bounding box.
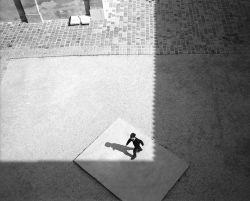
[1,1,250,201]
[105,142,134,158]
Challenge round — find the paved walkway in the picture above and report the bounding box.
[1,55,250,201]
[0,0,250,201]
[0,0,250,55]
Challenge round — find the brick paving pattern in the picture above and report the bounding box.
[0,0,250,55]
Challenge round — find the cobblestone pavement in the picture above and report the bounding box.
[0,0,250,55]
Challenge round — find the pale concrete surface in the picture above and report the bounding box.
[1,56,154,161]
[0,0,87,22]
[75,118,188,201]
[0,55,250,201]
[0,0,20,21]
[76,119,155,162]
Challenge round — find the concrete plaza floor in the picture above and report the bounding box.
[0,54,250,201]
[1,0,250,200]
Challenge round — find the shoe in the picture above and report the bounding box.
[131,156,136,160]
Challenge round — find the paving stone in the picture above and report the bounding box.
[75,118,188,201]
[69,16,81,26]
[90,9,105,21]
[79,15,91,25]
[25,14,43,23]
[0,0,249,54]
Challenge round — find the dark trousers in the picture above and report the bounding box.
[133,146,142,157]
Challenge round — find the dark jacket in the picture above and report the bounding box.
[126,137,144,148]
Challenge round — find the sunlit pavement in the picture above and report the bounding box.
[0,0,250,201]
[74,118,188,201]
[1,56,155,162]
[1,54,250,200]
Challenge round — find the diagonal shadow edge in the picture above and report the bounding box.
[73,160,121,200]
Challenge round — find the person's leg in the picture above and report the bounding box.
[133,148,137,157]
[138,146,142,152]
[131,148,137,160]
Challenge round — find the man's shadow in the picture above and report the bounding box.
[105,142,134,158]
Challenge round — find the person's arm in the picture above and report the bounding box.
[126,139,131,146]
[140,139,144,146]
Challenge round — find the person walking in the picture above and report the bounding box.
[126,133,144,160]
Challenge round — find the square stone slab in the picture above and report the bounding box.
[74,119,188,201]
[69,16,80,26]
[79,15,91,25]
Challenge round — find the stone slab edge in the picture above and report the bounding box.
[73,118,189,201]
[1,46,248,60]
[1,46,248,84]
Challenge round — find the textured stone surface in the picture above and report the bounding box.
[75,118,188,201]
[0,0,249,54]
[0,0,250,200]
[90,9,105,21]
[69,16,81,26]
[0,0,20,22]
[79,15,91,25]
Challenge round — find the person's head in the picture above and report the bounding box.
[130,133,136,141]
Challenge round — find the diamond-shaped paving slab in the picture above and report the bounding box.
[74,118,188,201]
